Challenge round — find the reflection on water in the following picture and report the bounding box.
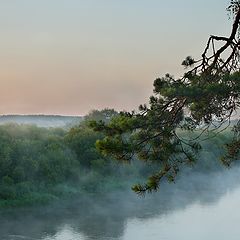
[125,188,240,240]
[1,167,240,240]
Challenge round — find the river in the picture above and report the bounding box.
[1,166,240,240]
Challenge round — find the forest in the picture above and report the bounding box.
[0,110,234,208]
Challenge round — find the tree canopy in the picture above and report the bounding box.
[89,1,240,194]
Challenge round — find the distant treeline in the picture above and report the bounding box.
[0,115,83,128]
[0,109,234,207]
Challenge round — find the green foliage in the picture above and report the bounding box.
[221,122,240,166]
[65,125,107,168]
[0,122,152,206]
[0,124,80,205]
[0,120,235,207]
[85,108,118,123]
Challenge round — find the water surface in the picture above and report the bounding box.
[1,167,240,240]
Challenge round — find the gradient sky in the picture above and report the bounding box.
[0,0,232,115]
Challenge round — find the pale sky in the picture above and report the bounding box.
[0,0,232,115]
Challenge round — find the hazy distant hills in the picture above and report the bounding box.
[0,114,238,129]
[0,115,83,128]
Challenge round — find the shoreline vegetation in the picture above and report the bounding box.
[0,112,236,208]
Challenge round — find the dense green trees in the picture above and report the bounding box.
[0,116,152,205]
[0,124,79,202]
[84,108,118,123]
[0,118,234,206]
[90,2,240,193]
[0,111,121,206]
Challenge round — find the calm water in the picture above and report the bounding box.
[1,167,240,240]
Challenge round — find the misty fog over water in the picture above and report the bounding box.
[1,165,240,240]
